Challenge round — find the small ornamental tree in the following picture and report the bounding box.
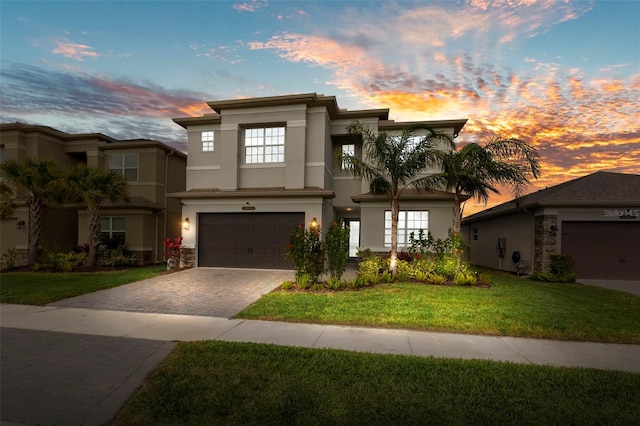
[325,220,350,280]
[285,224,324,283]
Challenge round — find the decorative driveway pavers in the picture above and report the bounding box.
[50,267,293,318]
[0,327,175,426]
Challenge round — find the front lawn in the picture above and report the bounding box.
[237,271,640,343]
[113,341,640,425]
[0,265,167,305]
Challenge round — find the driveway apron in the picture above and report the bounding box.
[49,267,292,318]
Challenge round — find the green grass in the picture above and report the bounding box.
[113,341,640,426]
[0,265,167,305]
[237,272,640,343]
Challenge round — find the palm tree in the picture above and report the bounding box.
[420,136,541,233]
[65,165,129,267]
[0,159,61,265]
[340,120,454,276]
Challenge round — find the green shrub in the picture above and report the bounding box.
[59,252,87,272]
[0,249,17,272]
[454,272,477,286]
[414,270,429,282]
[433,255,460,278]
[325,220,350,280]
[285,225,324,284]
[549,254,575,277]
[296,273,311,290]
[98,246,137,267]
[380,270,393,283]
[356,247,372,259]
[426,273,447,285]
[281,281,294,290]
[529,253,578,283]
[352,275,368,289]
[477,272,493,286]
[326,277,342,290]
[396,260,414,281]
[529,272,555,282]
[357,255,387,278]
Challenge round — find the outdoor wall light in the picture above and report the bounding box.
[549,224,558,236]
[16,220,25,230]
[183,218,190,231]
[310,217,318,229]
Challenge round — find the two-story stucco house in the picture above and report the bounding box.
[171,93,467,269]
[0,123,186,265]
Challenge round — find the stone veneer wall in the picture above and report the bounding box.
[180,247,196,269]
[534,214,558,273]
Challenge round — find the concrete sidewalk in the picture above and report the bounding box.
[2,303,639,373]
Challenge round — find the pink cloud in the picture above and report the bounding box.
[52,40,100,61]
[232,0,267,12]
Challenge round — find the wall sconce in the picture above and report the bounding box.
[310,217,318,229]
[16,220,25,230]
[549,225,558,236]
[183,218,190,231]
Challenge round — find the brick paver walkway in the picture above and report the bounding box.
[50,267,293,318]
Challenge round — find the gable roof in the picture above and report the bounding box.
[462,171,640,223]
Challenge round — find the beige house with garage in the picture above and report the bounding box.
[170,93,467,269]
[461,171,640,282]
[0,123,186,265]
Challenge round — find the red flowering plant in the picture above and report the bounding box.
[163,236,183,270]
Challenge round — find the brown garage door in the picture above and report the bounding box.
[198,212,304,269]
[561,221,640,280]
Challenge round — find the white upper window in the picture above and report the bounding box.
[406,136,421,152]
[201,131,214,152]
[384,210,429,247]
[109,154,138,182]
[341,144,355,169]
[244,126,285,164]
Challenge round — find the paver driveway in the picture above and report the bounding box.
[50,267,293,318]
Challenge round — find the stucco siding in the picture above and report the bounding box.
[465,212,535,273]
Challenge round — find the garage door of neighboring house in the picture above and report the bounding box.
[198,212,304,269]
[561,221,640,280]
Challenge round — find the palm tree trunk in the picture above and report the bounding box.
[452,192,462,234]
[27,197,43,266]
[86,203,101,267]
[390,196,400,276]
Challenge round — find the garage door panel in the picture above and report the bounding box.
[198,213,304,269]
[562,221,640,280]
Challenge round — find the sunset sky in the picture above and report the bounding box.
[1,0,638,215]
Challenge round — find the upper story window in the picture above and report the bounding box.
[244,126,285,164]
[109,154,138,181]
[406,136,421,152]
[384,210,429,247]
[100,216,126,246]
[341,144,355,169]
[201,131,214,152]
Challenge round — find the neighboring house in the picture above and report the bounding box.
[170,93,467,269]
[0,122,187,265]
[461,171,640,281]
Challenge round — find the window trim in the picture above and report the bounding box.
[384,210,429,248]
[109,153,138,182]
[201,131,214,152]
[340,143,355,170]
[100,216,126,245]
[243,125,286,164]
